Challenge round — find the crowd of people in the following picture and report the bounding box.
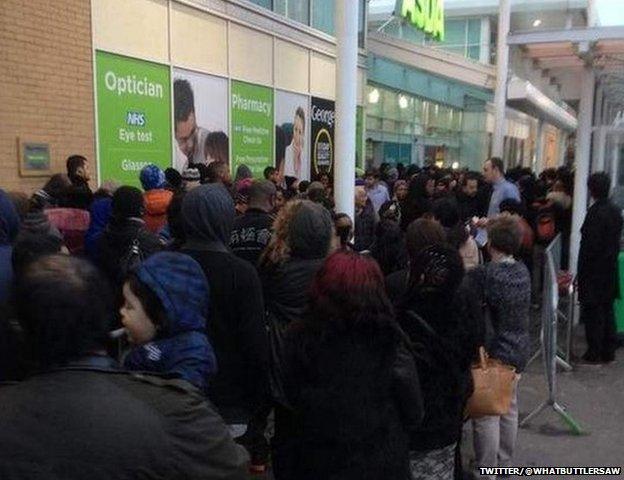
[0,151,620,479]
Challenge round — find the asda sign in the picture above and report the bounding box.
[396,0,445,41]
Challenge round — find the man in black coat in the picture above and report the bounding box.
[180,184,269,468]
[230,180,276,267]
[0,254,248,479]
[578,172,623,363]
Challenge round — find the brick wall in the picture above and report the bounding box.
[0,0,95,194]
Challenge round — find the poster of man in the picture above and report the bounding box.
[274,90,309,182]
[173,69,228,172]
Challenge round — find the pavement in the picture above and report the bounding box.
[462,323,624,479]
[510,328,624,479]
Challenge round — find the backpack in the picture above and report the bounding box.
[118,238,144,282]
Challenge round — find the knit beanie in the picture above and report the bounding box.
[140,164,166,191]
[288,201,332,260]
[112,186,144,220]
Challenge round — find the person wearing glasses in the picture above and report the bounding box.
[174,79,210,171]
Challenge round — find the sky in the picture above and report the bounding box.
[596,0,624,26]
[371,0,624,26]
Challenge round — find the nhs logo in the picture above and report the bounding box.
[126,111,146,127]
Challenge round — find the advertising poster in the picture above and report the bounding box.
[275,90,310,181]
[95,51,171,187]
[172,68,229,171]
[230,80,274,179]
[310,96,335,180]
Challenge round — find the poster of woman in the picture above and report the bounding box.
[275,90,310,181]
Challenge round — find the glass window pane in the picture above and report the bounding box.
[467,19,481,44]
[274,0,286,16]
[312,0,334,35]
[440,19,465,46]
[366,85,383,117]
[274,0,309,24]
[359,0,365,47]
[248,0,272,8]
[382,89,400,121]
[288,0,309,24]
[468,45,480,60]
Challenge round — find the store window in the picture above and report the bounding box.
[248,0,272,8]
[275,0,310,25]
[248,0,366,47]
[366,83,463,167]
[377,16,485,63]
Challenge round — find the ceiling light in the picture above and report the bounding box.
[398,95,409,109]
[452,162,459,170]
[368,88,380,104]
[532,19,542,27]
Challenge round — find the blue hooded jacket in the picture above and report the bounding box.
[0,190,20,304]
[84,197,112,263]
[123,252,217,393]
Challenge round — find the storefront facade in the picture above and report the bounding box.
[1,0,367,191]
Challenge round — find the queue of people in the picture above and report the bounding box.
[0,151,621,480]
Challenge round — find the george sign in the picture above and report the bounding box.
[396,0,445,41]
[230,80,274,179]
[95,51,172,187]
[310,97,335,179]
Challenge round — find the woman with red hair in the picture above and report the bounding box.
[278,251,423,480]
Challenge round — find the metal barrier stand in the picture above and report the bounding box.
[519,235,583,435]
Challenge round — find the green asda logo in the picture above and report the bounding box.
[396,0,445,41]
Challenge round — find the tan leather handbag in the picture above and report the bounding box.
[465,346,516,418]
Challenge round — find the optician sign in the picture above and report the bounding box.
[95,51,172,186]
[396,0,445,41]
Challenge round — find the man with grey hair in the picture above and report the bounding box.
[230,180,276,267]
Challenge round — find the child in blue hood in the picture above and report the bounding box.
[120,251,217,394]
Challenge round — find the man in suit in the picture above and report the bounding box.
[578,172,623,364]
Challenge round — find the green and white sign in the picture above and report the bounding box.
[356,106,364,170]
[396,0,445,41]
[95,51,172,186]
[231,80,274,179]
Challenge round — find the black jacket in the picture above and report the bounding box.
[399,292,476,452]
[182,247,269,423]
[354,201,377,252]
[260,257,324,406]
[455,191,484,223]
[578,199,623,304]
[229,208,274,267]
[0,360,249,479]
[96,218,162,289]
[282,322,422,480]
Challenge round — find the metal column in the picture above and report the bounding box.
[333,0,359,222]
[492,0,511,160]
[569,68,596,276]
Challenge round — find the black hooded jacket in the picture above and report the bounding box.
[260,201,332,406]
[180,184,269,423]
[96,218,162,290]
